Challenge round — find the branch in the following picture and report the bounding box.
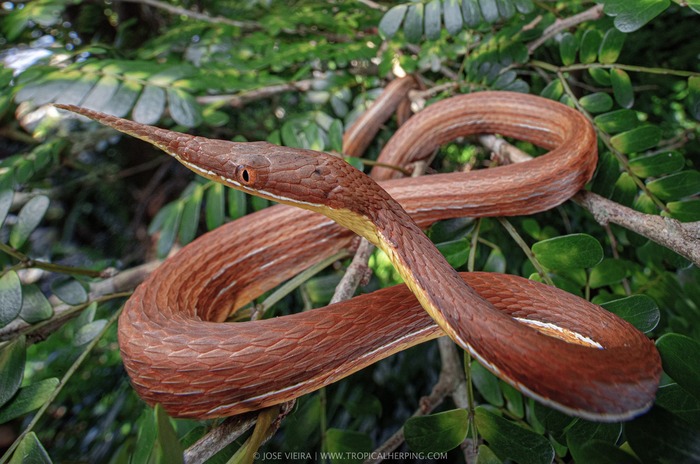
[527,4,604,54]
[196,79,317,108]
[0,261,159,342]
[575,191,700,266]
[365,338,469,464]
[111,0,260,30]
[477,136,700,267]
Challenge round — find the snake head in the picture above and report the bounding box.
[53,103,393,235]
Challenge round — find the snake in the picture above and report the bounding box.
[56,81,661,422]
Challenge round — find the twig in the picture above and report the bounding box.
[183,402,295,464]
[527,4,604,54]
[330,239,376,304]
[0,261,159,341]
[364,338,467,464]
[111,0,260,30]
[532,60,700,78]
[196,79,316,108]
[575,191,700,267]
[355,0,386,11]
[477,131,700,267]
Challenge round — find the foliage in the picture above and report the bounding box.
[1,0,699,462]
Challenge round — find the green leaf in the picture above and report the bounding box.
[566,420,621,462]
[51,279,88,306]
[629,151,684,178]
[591,150,621,197]
[132,409,157,464]
[688,76,700,120]
[540,80,563,101]
[533,402,574,435]
[501,382,524,418]
[178,188,202,245]
[627,406,700,463]
[0,189,12,228]
[579,29,603,64]
[436,239,469,268]
[156,202,183,258]
[205,183,225,230]
[610,68,634,109]
[329,119,343,153]
[107,80,141,118]
[0,271,22,327]
[689,0,700,14]
[579,92,613,113]
[477,445,501,464]
[0,335,25,409]
[667,199,700,222]
[443,0,463,35]
[73,319,108,346]
[424,0,442,40]
[379,4,407,38]
[598,28,627,64]
[8,432,52,464]
[513,0,534,13]
[479,0,500,23]
[81,75,120,112]
[462,0,483,27]
[601,295,660,333]
[403,3,424,43]
[589,258,628,289]
[657,334,700,401]
[167,88,201,127]
[475,407,554,464]
[588,67,611,86]
[610,125,661,153]
[472,360,503,407]
[227,188,247,220]
[611,172,636,207]
[532,234,603,270]
[603,0,670,33]
[647,170,700,201]
[0,378,58,424]
[154,404,184,464]
[656,383,700,428]
[326,429,372,464]
[559,32,578,66]
[496,0,515,19]
[19,284,53,323]
[573,440,640,464]
[484,249,506,273]
[10,195,50,248]
[405,409,468,453]
[132,85,166,125]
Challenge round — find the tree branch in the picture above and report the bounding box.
[111,0,260,30]
[477,136,700,267]
[527,4,604,54]
[575,191,700,266]
[196,79,317,108]
[0,261,159,342]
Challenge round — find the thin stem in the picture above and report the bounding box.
[0,306,122,464]
[257,251,348,315]
[497,218,554,286]
[531,60,700,78]
[0,242,110,278]
[468,219,482,273]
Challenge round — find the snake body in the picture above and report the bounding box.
[57,88,661,421]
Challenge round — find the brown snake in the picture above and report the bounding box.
[57,80,661,422]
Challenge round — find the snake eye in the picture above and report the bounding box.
[236,166,255,185]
